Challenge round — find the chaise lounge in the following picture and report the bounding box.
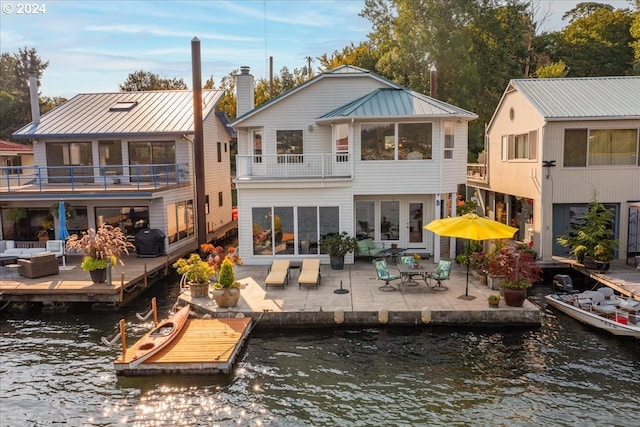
[265,260,290,288]
[298,258,321,289]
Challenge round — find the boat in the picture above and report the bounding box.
[545,288,640,338]
[129,305,190,367]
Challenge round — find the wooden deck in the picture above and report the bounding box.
[0,246,196,308]
[114,317,252,376]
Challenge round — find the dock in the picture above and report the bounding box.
[0,245,197,309]
[114,316,252,376]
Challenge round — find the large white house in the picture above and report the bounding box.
[467,76,640,264]
[4,89,234,256]
[231,66,477,265]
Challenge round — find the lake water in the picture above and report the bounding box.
[1,281,639,426]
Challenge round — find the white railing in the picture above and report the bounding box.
[236,154,352,179]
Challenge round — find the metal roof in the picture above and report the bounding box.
[316,88,478,122]
[509,76,640,120]
[12,90,224,139]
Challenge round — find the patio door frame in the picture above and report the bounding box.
[407,201,425,249]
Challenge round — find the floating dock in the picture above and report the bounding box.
[114,316,252,376]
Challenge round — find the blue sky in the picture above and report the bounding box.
[0,0,633,98]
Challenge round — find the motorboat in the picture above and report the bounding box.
[545,288,640,338]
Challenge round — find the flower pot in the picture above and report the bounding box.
[594,261,610,272]
[329,255,345,270]
[189,281,210,298]
[89,268,106,284]
[213,288,240,308]
[487,275,505,290]
[488,301,500,308]
[472,270,487,286]
[503,287,527,307]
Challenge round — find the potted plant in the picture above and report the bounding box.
[319,232,358,270]
[173,253,214,298]
[487,294,501,308]
[66,225,134,283]
[486,242,542,307]
[211,257,241,307]
[469,251,488,286]
[556,192,617,271]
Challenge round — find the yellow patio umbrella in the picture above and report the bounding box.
[424,213,519,299]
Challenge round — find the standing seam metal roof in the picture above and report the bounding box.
[12,90,224,139]
[317,88,478,121]
[509,76,640,119]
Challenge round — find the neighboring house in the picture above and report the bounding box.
[0,139,34,175]
[467,76,640,264]
[230,65,477,265]
[3,89,234,254]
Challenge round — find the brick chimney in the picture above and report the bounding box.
[235,66,254,117]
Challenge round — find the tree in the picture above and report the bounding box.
[631,3,640,73]
[119,70,188,91]
[553,3,634,76]
[0,47,49,140]
[317,42,380,72]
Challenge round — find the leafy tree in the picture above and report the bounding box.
[631,3,640,73]
[0,47,50,140]
[119,70,188,91]
[317,42,380,72]
[535,61,568,78]
[552,2,634,76]
[253,66,310,106]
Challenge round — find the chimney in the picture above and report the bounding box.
[191,37,207,246]
[235,66,254,117]
[429,64,437,98]
[29,76,40,124]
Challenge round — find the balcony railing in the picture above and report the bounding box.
[0,163,190,192]
[466,163,488,183]
[236,154,352,179]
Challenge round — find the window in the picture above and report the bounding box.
[251,206,339,256]
[218,191,223,207]
[501,130,537,161]
[217,142,222,162]
[2,155,22,174]
[46,142,93,183]
[380,201,400,241]
[98,140,122,176]
[361,123,395,160]
[96,206,149,237]
[564,128,638,167]
[399,123,432,160]
[128,141,176,182]
[443,122,454,159]
[166,200,194,244]
[335,123,349,162]
[252,130,262,163]
[276,130,303,163]
[356,201,375,239]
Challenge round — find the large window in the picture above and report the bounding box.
[129,141,176,182]
[380,201,400,241]
[564,128,638,167]
[252,129,262,163]
[334,123,349,162]
[443,122,454,160]
[252,206,339,256]
[98,140,122,176]
[502,130,537,160]
[356,201,375,239]
[361,122,432,160]
[276,130,303,163]
[46,142,93,183]
[166,200,194,244]
[96,206,149,237]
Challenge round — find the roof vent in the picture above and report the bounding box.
[110,101,138,111]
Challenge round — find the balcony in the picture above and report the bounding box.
[467,163,488,183]
[0,163,190,194]
[236,154,352,180]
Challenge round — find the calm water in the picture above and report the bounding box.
[1,281,639,427]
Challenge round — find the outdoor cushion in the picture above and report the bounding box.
[356,239,385,258]
[298,258,321,289]
[265,260,290,288]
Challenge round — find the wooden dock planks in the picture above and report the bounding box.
[114,317,252,376]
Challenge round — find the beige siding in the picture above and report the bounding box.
[203,115,233,235]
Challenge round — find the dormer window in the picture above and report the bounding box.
[110,101,138,112]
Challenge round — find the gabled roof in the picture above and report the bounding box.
[505,76,640,120]
[0,139,33,152]
[230,65,401,126]
[13,89,225,139]
[316,88,478,122]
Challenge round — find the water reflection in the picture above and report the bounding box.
[0,283,639,426]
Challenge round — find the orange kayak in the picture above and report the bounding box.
[129,305,190,368]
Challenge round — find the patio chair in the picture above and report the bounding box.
[298,258,321,289]
[373,257,401,292]
[265,260,290,288]
[426,260,452,290]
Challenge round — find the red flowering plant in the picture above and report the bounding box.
[486,242,542,289]
[200,244,243,277]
